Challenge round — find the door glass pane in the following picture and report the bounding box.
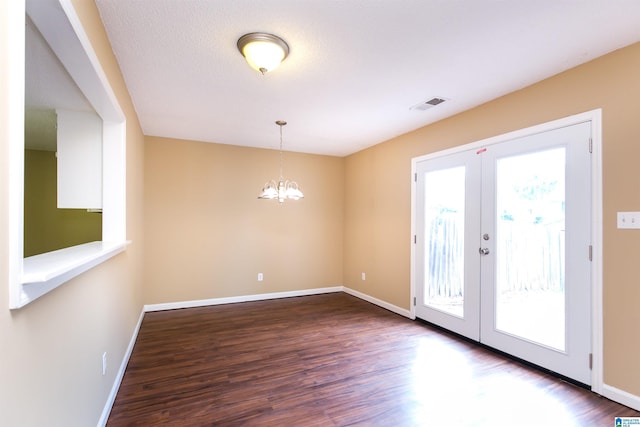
[423,167,465,318]
[495,148,566,351]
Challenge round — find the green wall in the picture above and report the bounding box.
[24,149,102,257]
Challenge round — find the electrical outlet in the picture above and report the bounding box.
[102,352,107,376]
[258,273,264,281]
[361,272,366,281]
[617,212,640,229]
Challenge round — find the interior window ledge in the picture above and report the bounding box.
[17,241,129,308]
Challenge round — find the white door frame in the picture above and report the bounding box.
[410,109,603,393]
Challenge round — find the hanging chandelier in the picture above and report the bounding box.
[258,121,304,203]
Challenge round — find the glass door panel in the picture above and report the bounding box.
[495,148,566,351]
[423,167,466,318]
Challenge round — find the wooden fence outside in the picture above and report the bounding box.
[425,212,565,298]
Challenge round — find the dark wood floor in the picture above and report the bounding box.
[107,293,639,426]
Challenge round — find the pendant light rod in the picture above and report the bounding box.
[276,120,286,179]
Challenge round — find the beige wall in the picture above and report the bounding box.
[0,1,145,426]
[143,136,344,304]
[343,42,640,396]
[2,1,639,424]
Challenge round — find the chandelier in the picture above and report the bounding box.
[258,121,304,203]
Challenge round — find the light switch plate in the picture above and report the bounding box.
[617,212,640,229]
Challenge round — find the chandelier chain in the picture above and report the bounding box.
[279,122,284,180]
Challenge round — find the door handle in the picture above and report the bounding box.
[479,247,490,255]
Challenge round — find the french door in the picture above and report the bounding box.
[414,122,592,385]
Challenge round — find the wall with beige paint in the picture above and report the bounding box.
[143,136,344,304]
[0,1,145,426]
[2,1,639,425]
[343,42,640,396]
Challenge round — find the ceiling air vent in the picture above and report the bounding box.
[410,97,448,111]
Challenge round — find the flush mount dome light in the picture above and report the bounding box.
[237,32,289,75]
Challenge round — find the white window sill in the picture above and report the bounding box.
[16,241,128,308]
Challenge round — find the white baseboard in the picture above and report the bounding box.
[143,286,344,312]
[343,287,412,318]
[602,383,640,412]
[97,309,145,427]
[143,286,412,319]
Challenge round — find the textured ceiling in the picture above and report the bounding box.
[95,0,640,157]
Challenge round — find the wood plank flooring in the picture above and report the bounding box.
[107,293,639,426]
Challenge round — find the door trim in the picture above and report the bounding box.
[410,109,603,393]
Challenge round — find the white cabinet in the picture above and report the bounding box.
[56,109,103,209]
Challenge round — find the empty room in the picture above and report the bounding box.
[2,0,640,426]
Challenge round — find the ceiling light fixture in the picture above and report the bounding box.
[237,32,289,75]
[258,121,304,203]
